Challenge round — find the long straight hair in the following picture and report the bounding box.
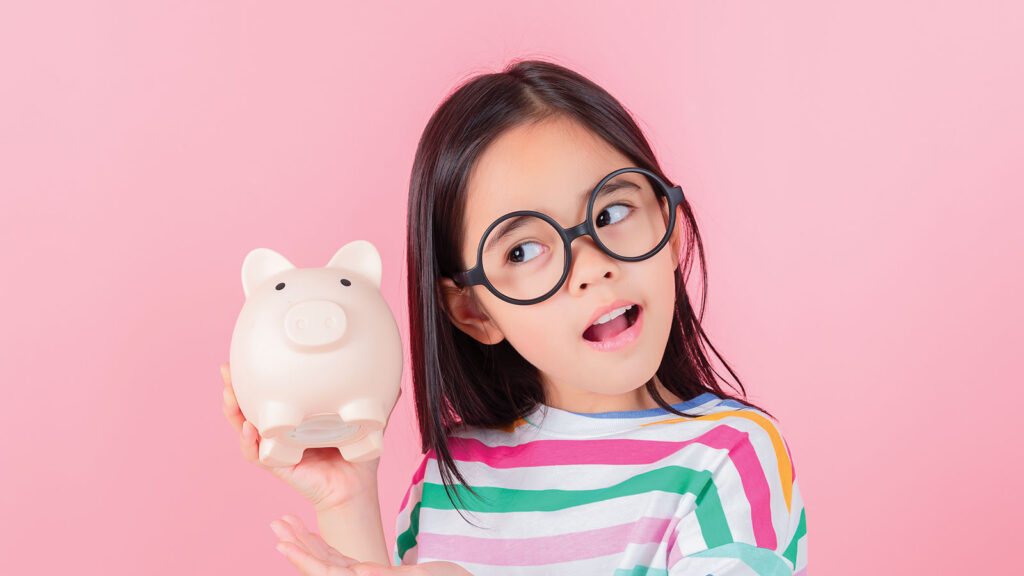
[406,58,776,519]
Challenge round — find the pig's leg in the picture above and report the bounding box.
[337,399,387,462]
[339,429,384,463]
[259,437,306,467]
[259,401,305,438]
[338,398,388,427]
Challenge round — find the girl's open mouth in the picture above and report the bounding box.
[582,304,642,351]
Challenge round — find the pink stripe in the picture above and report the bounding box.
[668,534,684,568]
[664,515,685,567]
[419,516,674,565]
[398,450,433,511]
[795,568,807,576]
[444,427,776,548]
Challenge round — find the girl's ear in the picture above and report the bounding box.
[438,277,506,345]
[669,205,685,272]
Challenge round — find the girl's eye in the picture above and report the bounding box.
[595,204,632,227]
[507,241,545,264]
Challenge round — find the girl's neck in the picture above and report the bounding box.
[541,374,685,414]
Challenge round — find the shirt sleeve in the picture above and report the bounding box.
[668,415,809,575]
[393,453,430,566]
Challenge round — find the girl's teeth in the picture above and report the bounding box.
[593,305,633,326]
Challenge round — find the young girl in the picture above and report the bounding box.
[222,59,808,575]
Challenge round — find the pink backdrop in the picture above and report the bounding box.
[2,1,1021,573]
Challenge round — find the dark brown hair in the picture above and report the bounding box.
[406,58,776,520]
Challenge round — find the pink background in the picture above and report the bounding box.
[2,1,1021,573]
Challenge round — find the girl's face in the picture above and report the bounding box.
[439,115,686,413]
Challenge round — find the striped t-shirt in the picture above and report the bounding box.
[393,392,809,574]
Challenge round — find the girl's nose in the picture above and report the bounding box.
[566,237,620,294]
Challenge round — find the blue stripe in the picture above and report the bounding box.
[690,542,795,575]
[568,392,721,419]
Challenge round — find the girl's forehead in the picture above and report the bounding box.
[464,118,631,236]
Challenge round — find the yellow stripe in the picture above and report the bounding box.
[640,410,793,512]
[494,417,527,433]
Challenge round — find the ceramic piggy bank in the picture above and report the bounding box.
[228,240,402,466]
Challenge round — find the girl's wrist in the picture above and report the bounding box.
[313,484,381,515]
[315,489,391,566]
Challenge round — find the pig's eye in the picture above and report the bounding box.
[275,282,285,290]
[340,278,351,287]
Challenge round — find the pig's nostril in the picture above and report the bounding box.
[285,301,346,348]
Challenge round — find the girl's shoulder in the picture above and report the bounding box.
[435,394,795,467]
[446,393,783,443]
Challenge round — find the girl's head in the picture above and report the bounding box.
[443,114,687,410]
[406,58,774,499]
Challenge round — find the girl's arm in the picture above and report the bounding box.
[315,490,392,566]
[669,416,808,574]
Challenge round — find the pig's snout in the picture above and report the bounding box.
[284,300,347,348]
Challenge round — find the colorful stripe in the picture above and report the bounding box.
[642,410,795,512]
[418,516,675,566]
[686,542,795,575]
[444,430,778,548]
[393,397,807,573]
[782,507,807,567]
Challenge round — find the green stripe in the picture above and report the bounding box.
[395,501,421,564]
[690,542,793,575]
[421,465,733,548]
[782,506,806,567]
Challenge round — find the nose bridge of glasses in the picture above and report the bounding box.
[564,220,608,261]
[564,221,591,243]
[564,218,616,282]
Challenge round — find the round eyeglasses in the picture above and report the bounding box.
[451,167,686,305]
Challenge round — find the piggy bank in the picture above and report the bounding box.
[228,240,403,466]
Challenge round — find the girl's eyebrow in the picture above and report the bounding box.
[579,178,639,204]
[483,215,534,254]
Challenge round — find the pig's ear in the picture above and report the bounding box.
[241,248,296,299]
[327,240,382,289]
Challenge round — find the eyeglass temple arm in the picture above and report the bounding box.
[452,267,481,289]
[667,185,685,206]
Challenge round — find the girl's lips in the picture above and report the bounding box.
[582,299,639,334]
[583,304,643,352]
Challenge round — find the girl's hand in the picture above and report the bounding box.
[221,361,380,512]
[270,515,472,576]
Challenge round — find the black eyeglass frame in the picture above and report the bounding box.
[451,167,686,306]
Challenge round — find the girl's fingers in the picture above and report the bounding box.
[279,514,355,565]
[222,387,244,434]
[278,514,322,554]
[276,540,333,576]
[221,363,245,434]
[240,420,264,465]
[270,519,301,546]
[224,363,287,472]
